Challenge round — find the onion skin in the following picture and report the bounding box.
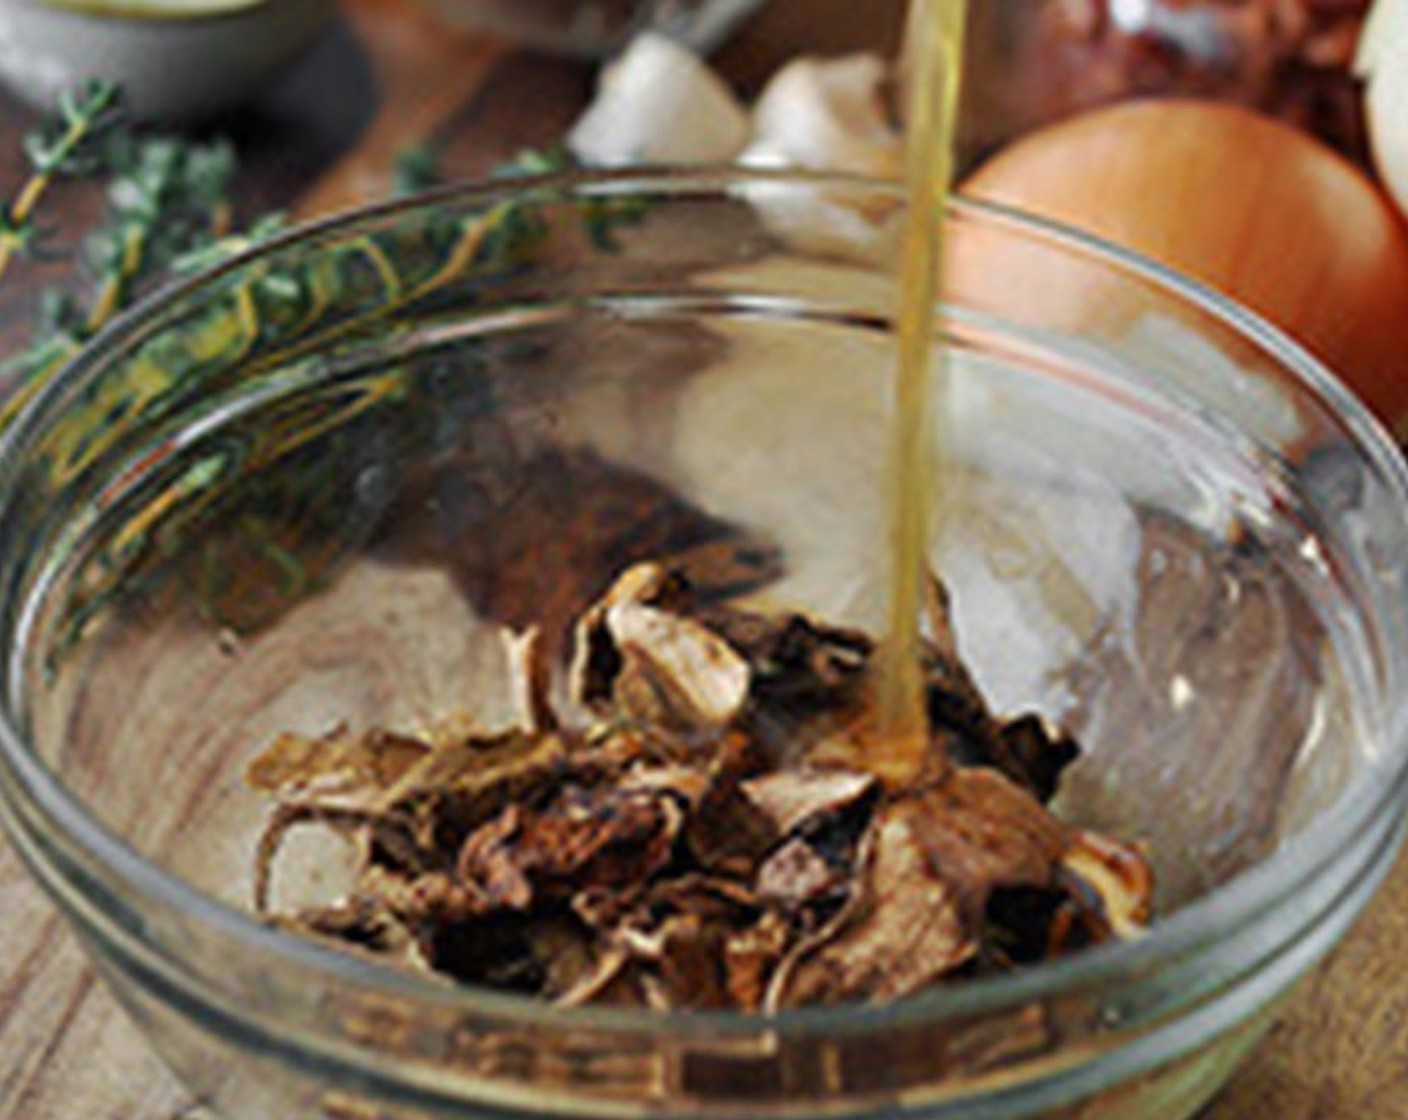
[962,100,1408,432]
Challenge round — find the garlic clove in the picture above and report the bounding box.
[738,53,903,262]
[743,53,902,179]
[568,32,751,168]
[1367,74,1408,217]
[1355,0,1408,76]
[1358,0,1408,216]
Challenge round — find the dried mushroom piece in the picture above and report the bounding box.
[685,761,781,875]
[455,782,686,911]
[987,715,1082,806]
[766,806,977,1009]
[269,895,417,961]
[1061,828,1155,941]
[919,576,1081,804]
[723,909,792,1012]
[902,770,1067,925]
[249,728,438,911]
[708,609,873,716]
[419,912,603,995]
[248,727,433,812]
[361,864,489,928]
[570,562,751,732]
[501,626,557,735]
[605,602,752,730]
[372,729,574,863]
[741,769,877,837]
[249,559,1155,1014]
[756,837,839,908]
[569,562,688,710]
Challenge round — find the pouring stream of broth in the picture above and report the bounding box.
[871,0,969,784]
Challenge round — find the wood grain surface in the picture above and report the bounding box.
[0,1,1405,1117]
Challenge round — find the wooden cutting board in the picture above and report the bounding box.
[0,0,1404,1116]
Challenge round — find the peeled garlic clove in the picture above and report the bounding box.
[744,54,902,178]
[568,32,751,167]
[1357,0,1408,216]
[739,54,903,262]
[1355,0,1408,75]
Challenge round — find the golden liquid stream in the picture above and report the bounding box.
[869,0,969,785]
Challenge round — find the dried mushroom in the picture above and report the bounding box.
[249,560,1154,1011]
[764,807,977,1008]
[571,563,751,731]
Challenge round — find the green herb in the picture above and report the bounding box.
[82,133,237,326]
[0,121,242,430]
[170,211,288,276]
[392,142,442,198]
[0,81,119,281]
[9,87,653,664]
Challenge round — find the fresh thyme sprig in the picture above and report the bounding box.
[83,133,237,329]
[0,81,119,282]
[14,94,655,659]
[0,124,243,429]
[0,128,565,428]
[392,141,442,198]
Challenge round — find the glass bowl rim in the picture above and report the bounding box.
[1,164,1406,1039]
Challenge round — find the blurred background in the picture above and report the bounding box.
[0,0,904,359]
[0,0,1389,408]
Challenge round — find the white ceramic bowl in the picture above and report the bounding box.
[0,0,332,121]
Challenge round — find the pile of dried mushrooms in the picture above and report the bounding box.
[249,562,1153,1012]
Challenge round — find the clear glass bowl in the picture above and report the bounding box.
[0,169,1406,1120]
